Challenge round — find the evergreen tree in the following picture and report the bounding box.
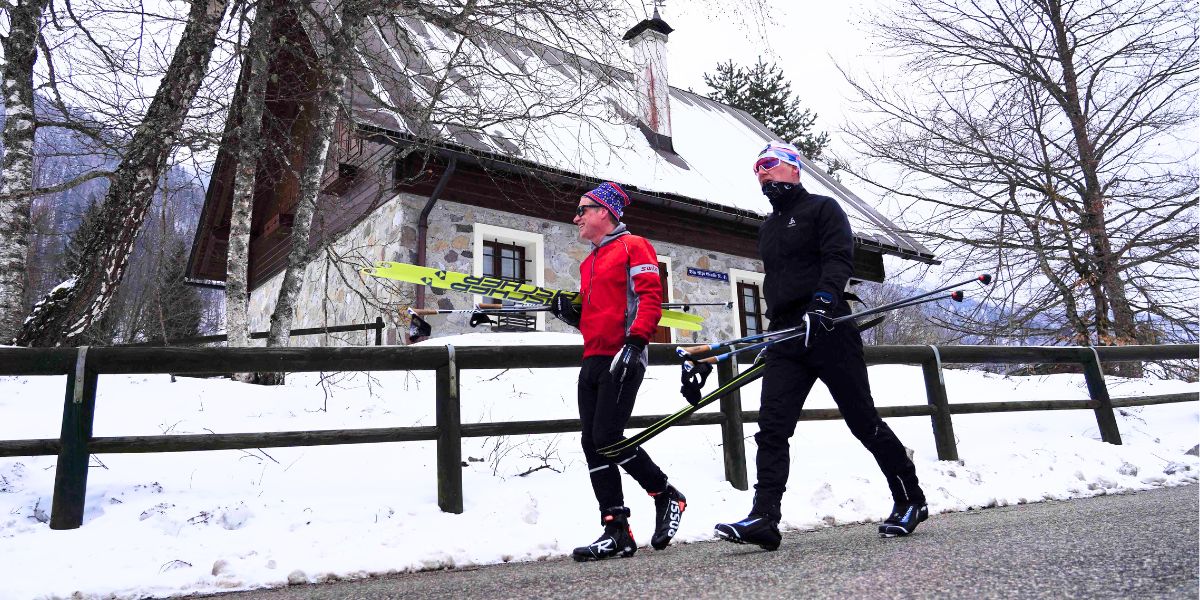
[704,59,837,171]
[141,237,202,343]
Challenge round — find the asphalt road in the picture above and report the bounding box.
[204,484,1198,600]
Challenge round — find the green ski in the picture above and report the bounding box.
[362,261,704,331]
[597,361,767,458]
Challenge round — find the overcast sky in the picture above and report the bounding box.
[655,1,883,153]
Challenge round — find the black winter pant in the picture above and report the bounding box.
[578,356,668,512]
[752,321,923,520]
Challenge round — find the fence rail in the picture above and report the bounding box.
[122,317,387,347]
[0,343,1195,530]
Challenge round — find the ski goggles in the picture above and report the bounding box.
[753,156,783,173]
[753,147,802,173]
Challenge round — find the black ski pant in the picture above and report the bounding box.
[752,322,923,520]
[578,355,668,512]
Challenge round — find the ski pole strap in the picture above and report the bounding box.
[407,311,432,342]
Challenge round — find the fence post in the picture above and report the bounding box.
[1082,347,1122,445]
[50,346,98,530]
[922,345,959,461]
[374,316,384,346]
[436,344,463,513]
[717,356,748,491]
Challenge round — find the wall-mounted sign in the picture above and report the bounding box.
[687,267,729,282]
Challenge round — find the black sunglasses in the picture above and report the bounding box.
[575,204,606,216]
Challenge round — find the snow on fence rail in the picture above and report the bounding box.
[0,343,1195,530]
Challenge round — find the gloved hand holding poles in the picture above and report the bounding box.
[609,336,647,383]
[548,291,582,328]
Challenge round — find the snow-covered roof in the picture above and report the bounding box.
[345,14,934,262]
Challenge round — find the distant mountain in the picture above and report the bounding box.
[2,95,215,339]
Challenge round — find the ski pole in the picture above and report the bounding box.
[662,301,734,310]
[847,274,989,322]
[679,287,976,364]
[681,290,965,367]
[678,274,990,357]
[686,328,811,365]
[860,289,964,316]
[408,305,548,316]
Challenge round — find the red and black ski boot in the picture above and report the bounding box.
[572,506,637,561]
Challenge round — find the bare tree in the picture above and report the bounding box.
[14,0,230,346]
[842,0,1198,367]
[0,0,53,341]
[225,0,284,351]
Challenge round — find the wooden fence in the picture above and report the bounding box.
[0,343,1195,530]
[122,317,387,347]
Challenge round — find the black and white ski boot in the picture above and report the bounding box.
[714,513,782,551]
[649,484,687,550]
[572,506,637,561]
[879,502,928,537]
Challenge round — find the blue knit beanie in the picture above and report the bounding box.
[584,182,631,220]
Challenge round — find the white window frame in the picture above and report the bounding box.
[657,255,676,343]
[472,223,546,330]
[729,268,767,336]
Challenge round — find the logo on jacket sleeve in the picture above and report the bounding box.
[629,264,660,277]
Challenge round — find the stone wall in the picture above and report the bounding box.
[249,190,764,347]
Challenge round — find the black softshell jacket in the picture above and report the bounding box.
[758,185,855,323]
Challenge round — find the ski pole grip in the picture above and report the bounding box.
[950,291,964,302]
[476,303,505,309]
[978,273,993,285]
[410,308,439,316]
[677,344,712,356]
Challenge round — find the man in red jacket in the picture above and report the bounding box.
[550,181,687,561]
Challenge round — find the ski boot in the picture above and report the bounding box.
[573,506,637,561]
[879,502,928,537]
[649,484,687,550]
[714,513,782,551]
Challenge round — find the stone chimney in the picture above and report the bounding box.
[623,6,675,152]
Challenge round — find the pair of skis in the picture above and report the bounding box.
[362,261,706,331]
[597,274,993,458]
[409,301,731,317]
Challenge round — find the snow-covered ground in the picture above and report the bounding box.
[1,332,1196,599]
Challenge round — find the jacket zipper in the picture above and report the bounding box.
[585,246,599,308]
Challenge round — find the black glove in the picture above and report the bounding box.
[803,292,836,347]
[609,336,647,383]
[680,360,713,406]
[549,291,582,328]
[407,313,432,344]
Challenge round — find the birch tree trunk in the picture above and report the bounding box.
[251,0,364,384]
[0,0,52,343]
[266,1,364,346]
[225,0,282,350]
[13,0,229,347]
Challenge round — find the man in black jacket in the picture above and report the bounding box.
[714,142,928,551]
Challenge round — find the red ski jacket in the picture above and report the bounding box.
[578,226,663,358]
